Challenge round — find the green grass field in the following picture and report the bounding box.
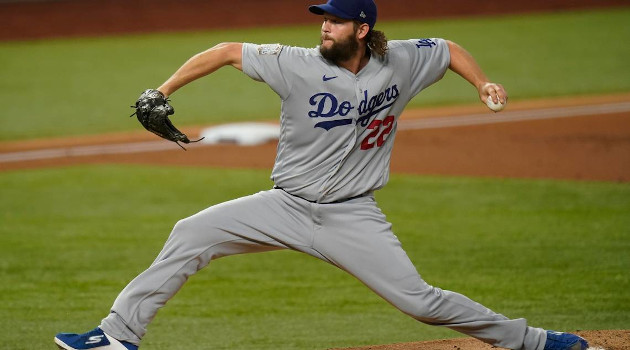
[1,166,629,349]
[1,7,630,350]
[1,8,629,140]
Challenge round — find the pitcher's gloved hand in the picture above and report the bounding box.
[130,89,203,150]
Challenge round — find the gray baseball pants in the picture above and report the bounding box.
[100,188,546,350]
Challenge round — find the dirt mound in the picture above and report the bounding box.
[330,330,629,350]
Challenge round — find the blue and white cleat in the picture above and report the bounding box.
[544,330,589,350]
[54,327,138,350]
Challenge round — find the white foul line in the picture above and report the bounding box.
[1,102,629,164]
[398,101,630,130]
[0,141,184,163]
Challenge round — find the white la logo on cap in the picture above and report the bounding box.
[359,11,366,18]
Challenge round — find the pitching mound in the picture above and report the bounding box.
[329,330,629,350]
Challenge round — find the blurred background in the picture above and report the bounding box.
[2,0,629,41]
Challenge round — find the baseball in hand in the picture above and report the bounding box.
[486,95,506,112]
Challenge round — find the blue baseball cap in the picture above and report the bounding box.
[309,0,378,30]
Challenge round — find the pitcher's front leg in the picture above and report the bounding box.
[100,192,292,344]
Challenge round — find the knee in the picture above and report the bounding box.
[166,215,221,253]
[171,217,197,237]
[156,215,226,267]
[168,213,240,255]
[393,286,444,321]
[168,217,198,245]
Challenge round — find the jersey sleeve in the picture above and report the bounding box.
[396,38,451,97]
[241,43,291,99]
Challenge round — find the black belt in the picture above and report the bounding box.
[273,186,369,204]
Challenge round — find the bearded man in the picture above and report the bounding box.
[55,1,588,350]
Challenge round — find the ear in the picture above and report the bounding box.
[356,23,370,40]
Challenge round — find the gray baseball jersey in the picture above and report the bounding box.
[100,39,547,350]
[242,39,448,203]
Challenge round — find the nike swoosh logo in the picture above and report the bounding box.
[322,75,338,81]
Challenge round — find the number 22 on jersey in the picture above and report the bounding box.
[361,115,395,150]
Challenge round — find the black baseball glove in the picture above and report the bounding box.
[130,89,202,150]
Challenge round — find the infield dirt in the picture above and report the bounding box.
[2,93,629,184]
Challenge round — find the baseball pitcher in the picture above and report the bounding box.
[55,1,588,350]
